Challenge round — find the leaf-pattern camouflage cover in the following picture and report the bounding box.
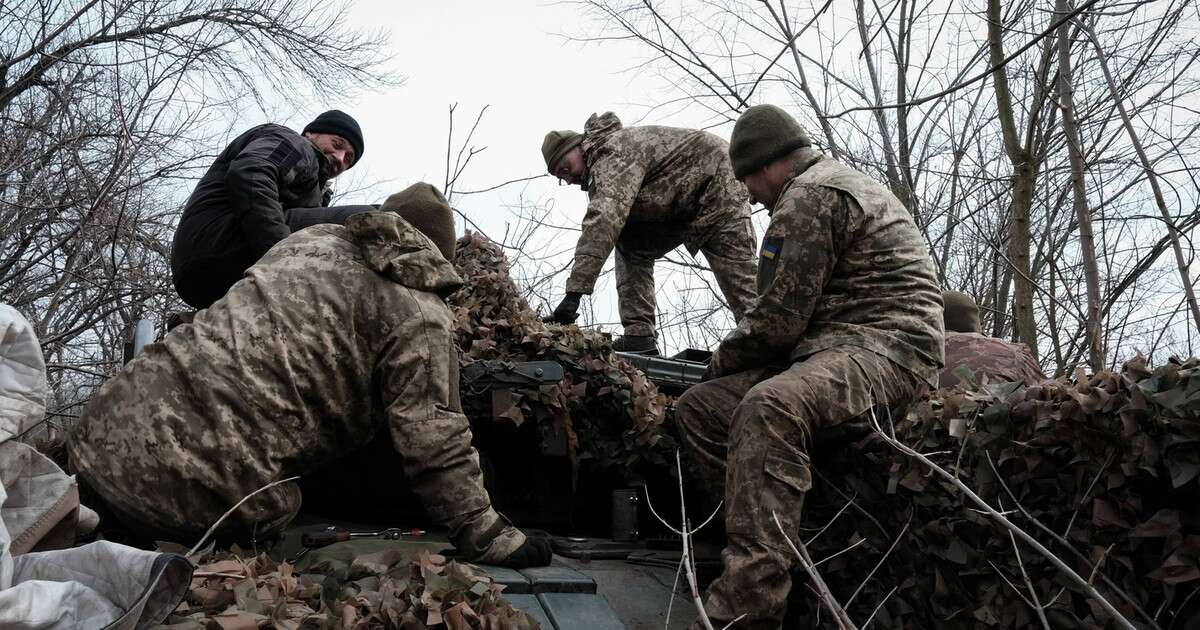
[448,231,676,477]
[779,355,1199,628]
[156,547,538,629]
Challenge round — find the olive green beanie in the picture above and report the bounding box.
[379,182,457,261]
[729,104,812,178]
[943,291,981,333]
[541,130,583,173]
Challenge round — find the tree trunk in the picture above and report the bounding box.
[986,0,1039,360]
[854,0,915,219]
[1056,0,1104,371]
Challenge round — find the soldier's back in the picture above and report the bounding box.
[940,331,1046,388]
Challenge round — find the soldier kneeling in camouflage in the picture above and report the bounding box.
[68,183,551,568]
[676,105,945,629]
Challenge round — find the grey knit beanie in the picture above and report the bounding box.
[943,291,981,333]
[729,105,812,178]
[379,183,457,261]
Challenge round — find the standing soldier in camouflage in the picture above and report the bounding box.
[940,291,1046,388]
[69,184,551,569]
[675,105,944,629]
[541,112,758,354]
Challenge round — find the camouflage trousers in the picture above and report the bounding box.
[615,217,757,338]
[676,347,923,630]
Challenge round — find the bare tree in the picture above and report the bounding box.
[565,0,1200,368]
[1054,0,1104,370]
[0,0,395,425]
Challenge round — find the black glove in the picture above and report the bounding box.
[545,292,582,324]
[498,535,553,568]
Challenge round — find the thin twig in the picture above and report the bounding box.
[805,494,858,546]
[986,452,1161,630]
[860,585,897,628]
[192,571,248,579]
[187,476,300,557]
[1007,517,1051,629]
[871,408,1136,629]
[846,510,911,607]
[642,451,734,630]
[677,451,716,630]
[812,538,867,568]
[772,511,859,630]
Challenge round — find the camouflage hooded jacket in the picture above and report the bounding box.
[565,112,750,294]
[69,213,493,540]
[708,153,945,385]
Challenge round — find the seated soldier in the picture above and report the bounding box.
[677,105,944,629]
[940,291,1046,388]
[68,184,550,568]
[171,110,374,309]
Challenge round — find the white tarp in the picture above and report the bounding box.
[0,303,191,629]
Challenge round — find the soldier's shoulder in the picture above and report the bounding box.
[775,180,841,213]
[245,123,302,141]
[946,332,1026,355]
[260,224,358,266]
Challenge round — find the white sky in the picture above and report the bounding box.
[192,1,1197,361]
[288,0,744,347]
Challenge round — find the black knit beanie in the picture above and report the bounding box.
[304,110,364,166]
[379,183,457,261]
[729,104,812,178]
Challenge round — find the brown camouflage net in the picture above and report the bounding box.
[156,548,538,629]
[448,231,675,477]
[788,355,1200,628]
[149,231,1197,628]
[446,230,1200,626]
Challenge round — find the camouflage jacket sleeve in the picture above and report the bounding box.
[377,304,492,525]
[226,131,312,260]
[708,184,847,379]
[564,152,648,294]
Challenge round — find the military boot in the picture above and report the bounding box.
[612,335,659,355]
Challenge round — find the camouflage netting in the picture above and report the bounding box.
[446,231,1200,627]
[149,231,1198,628]
[157,548,538,629]
[447,231,675,477]
[789,355,1200,628]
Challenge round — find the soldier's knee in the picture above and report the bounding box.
[730,383,815,447]
[675,386,711,437]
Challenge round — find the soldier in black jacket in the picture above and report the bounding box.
[171,110,370,308]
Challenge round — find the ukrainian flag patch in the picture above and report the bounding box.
[761,238,783,260]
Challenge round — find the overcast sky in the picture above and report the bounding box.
[327,0,711,225]
[273,0,747,345]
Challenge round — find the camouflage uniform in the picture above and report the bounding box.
[678,153,944,630]
[68,213,523,560]
[940,331,1046,388]
[566,113,757,335]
